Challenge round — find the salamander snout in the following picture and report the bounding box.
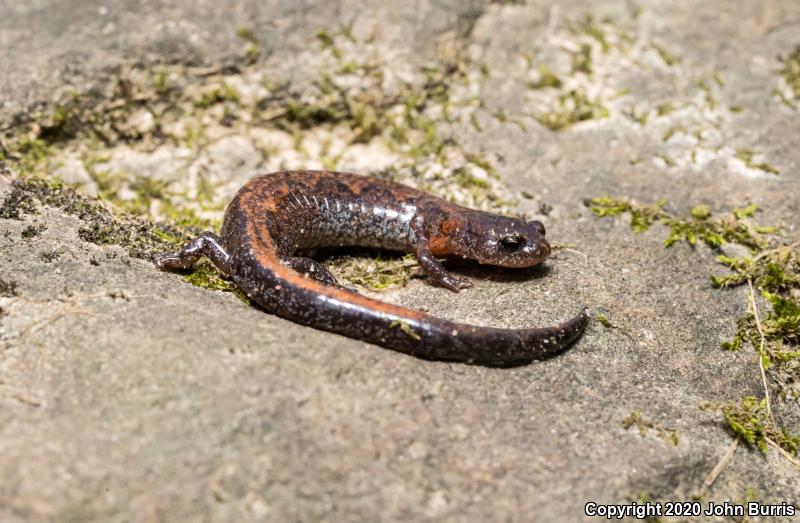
[494,229,550,267]
[528,220,545,236]
[468,217,551,268]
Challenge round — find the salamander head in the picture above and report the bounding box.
[437,213,551,268]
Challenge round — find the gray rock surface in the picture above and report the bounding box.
[1,1,799,522]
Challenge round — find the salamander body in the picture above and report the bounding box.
[154,170,588,365]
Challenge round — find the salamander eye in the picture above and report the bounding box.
[499,235,525,253]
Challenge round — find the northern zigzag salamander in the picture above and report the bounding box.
[154,170,588,366]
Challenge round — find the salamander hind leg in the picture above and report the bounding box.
[153,232,232,277]
[283,257,341,287]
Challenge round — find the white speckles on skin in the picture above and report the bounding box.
[285,188,417,251]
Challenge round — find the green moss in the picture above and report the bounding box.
[535,90,609,131]
[389,319,421,341]
[622,411,679,446]
[715,246,800,386]
[21,223,47,239]
[572,44,593,74]
[623,104,649,125]
[235,27,258,45]
[40,249,63,263]
[465,154,498,178]
[735,149,780,175]
[587,197,774,251]
[194,84,241,109]
[706,398,800,455]
[3,175,192,260]
[596,314,615,328]
[774,87,797,109]
[528,65,563,89]
[153,70,171,96]
[590,193,800,459]
[586,197,666,233]
[652,42,680,66]
[655,102,674,117]
[654,153,675,168]
[469,113,482,132]
[0,278,19,297]
[0,181,39,219]
[284,100,346,128]
[337,62,359,75]
[779,45,800,99]
[452,167,489,189]
[182,260,249,302]
[316,28,341,59]
[330,252,417,290]
[17,136,53,173]
[577,14,609,52]
[38,100,84,143]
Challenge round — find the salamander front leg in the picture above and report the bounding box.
[282,256,341,287]
[153,232,232,277]
[416,241,473,292]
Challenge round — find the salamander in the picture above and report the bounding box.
[154,170,589,366]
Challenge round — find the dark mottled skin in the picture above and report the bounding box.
[154,171,589,366]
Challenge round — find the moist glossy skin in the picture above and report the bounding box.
[154,170,589,366]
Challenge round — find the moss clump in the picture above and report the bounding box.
[2,176,250,299]
[652,42,680,66]
[586,198,774,251]
[316,28,340,58]
[40,250,63,263]
[589,195,800,459]
[0,278,20,297]
[586,197,666,233]
[283,99,348,128]
[705,398,800,455]
[389,319,421,341]
[528,65,563,89]
[20,223,47,239]
[576,14,609,52]
[0,182,39,219]
[622,411,679,446]
[595,314,616,328]
[779,45,800,99]
[183,260,250,303]
[712,243,798,291]
[235,27,258,45]
[194,84,241,109]
[452,167,489,189]
[735,149,780,175]
[714,243,800,404]
[4,176,188,260]
[328,252,417,290]
[535,89,609,131]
